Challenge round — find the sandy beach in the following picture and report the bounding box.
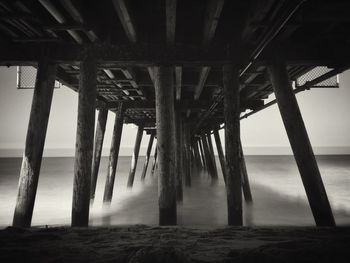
[1,226,350,262]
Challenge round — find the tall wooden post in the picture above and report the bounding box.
[175,109,183,202]
[90,108,108,202]
[183,124,192,187]
[103,104,124,203]
[141,132,155,181]
[207,131,218,179]
[12,58,57,228]
[213,128,226,184]
[223,64,242,226]
[193,139,202,170]
[198,137,207,171]
[151,146,158,176]
[268,57,335,226]
[239,140,252,202]
[154,66,177,225]
[127,125,144,188]
[201,132,216,180]
[72,52,97,227]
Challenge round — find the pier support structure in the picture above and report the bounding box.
[141,132,155,181]
[223,64,242,226]
[103,104,125,203]
[154,66,177,225]
[72,52,97,227]
[127,125,144,188]
[207,131,218,179]
[13,57,57,228]
[213,128,226,184]
[175,109,184,202]
[239,140,252,202]
[90,108,108,202]
[268,56,335,226]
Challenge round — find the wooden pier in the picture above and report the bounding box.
[3,0,347,227]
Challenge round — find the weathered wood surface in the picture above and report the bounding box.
[207,131,218,179]
[200,132,216,181]
[223,64,242,226]
[268,56,335,226]
[90,108,108,202]
[127,125,144,188]
[213,128,226,184]
[13,57,57,228]
[183,124,192,187]
[239,140,252,203]
[151,146,158,176]
[72,53,97,227]
[141,132,155,181]
[154,66,177,225]
[175,109,183,203]
[103,104,125,203]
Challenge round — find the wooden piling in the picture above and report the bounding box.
[90,108,108,202]
[213,128,226,184]
[154,66,177,225]
[72,52,97,227]
[223,64,242,226]
[175,109,183,203]
[207,131,218,179]
[239,140,252,202]
[198,137,207,171]
[151,146,157,176]
[183,124,192,187]
[12,57,57,228]
[268,57,335,226]
[141,132,155,181]
[201,132,216,180]
[127,125,144,188]
[103,104,124,203]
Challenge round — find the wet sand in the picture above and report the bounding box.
[1,225,350,262]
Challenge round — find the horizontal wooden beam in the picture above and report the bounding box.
[0,43,349,66]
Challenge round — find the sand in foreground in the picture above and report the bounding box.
[1,226,350,262]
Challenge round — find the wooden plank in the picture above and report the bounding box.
[72,52,97,227]
[268,55,335,226]
[12,57,57,228]
[166,0,177,44]
[112,0,137,43]
[203,0,225,46]
[194,66,210,100]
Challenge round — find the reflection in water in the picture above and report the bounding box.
[0,156,349,228]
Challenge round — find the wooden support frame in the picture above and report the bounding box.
[154,66,177,225]
[103,104,125,203]
[268,56,335,226]
[72,51,97,227]
[127,125,144,188]
[141,132,155,181]
[198,137,207,171]
[12,56,57,228]
[223,64,242,226]
[90,108,108,202]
